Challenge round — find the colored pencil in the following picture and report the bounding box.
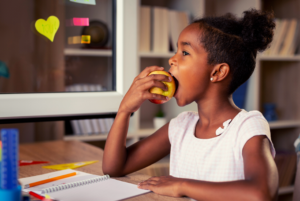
[24,172,77,188]
[29,191,44,200]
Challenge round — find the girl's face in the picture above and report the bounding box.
[169,23,212,106]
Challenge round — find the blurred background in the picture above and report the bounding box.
[0,0,299,200]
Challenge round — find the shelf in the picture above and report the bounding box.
[64,133,136,141]
[278,185,294,195]
[268,120,300,129]
[139,52,175,58]
[258,55,300,61]
[64,134,109,141]
[64,48,112,56]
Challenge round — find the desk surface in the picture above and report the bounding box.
[19,140,190,201]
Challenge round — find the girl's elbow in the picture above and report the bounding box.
[102,166,125,177]
[254,189,276,201]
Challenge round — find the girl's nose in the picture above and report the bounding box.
[169,55,177,67]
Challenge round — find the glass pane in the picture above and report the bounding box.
[0,0,115,93]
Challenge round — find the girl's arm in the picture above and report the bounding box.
[102,66,171,177]
[139,136,279,201]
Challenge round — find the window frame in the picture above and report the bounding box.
[0,0,137,122]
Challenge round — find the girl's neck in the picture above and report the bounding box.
[196,95,241,127]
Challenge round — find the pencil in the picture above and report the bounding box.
[24,172,77,188]
[29,191,44,200]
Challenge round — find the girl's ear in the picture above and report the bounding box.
[210,63,230,82]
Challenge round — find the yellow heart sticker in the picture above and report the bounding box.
[35,16,60,42]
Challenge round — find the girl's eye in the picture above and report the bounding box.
[182,51,189,56]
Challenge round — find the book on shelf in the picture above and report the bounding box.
[97,118,107,133]
[90,119,100,134]
[139,6,189,53]
[139,6,151,52]
[70,120,82,135]
[152,6,169,53]
[65,84,115,135]
[279,19,298,55]
[264,19,300,56]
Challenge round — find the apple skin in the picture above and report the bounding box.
[148,71,176,104]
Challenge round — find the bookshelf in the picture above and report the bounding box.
[64,0,299,197]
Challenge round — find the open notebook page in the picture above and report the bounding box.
[42,178,150,201]
[19,169,150,201]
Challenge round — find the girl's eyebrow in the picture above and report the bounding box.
[177,41,194,49]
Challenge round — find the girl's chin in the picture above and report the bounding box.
[174,97,186,107]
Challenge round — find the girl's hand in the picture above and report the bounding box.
[138,176,185,198]
[119,66,171,114]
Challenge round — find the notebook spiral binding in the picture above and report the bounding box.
[41,175,110,194]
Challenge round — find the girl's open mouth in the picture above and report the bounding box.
[169,72,178,97]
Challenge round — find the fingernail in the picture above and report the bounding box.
[168,77,172,81]
[160,67,164,69]
[165,97,169,100]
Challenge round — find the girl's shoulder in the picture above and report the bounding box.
[234,110,275,157]
[237,109,268,125]
[231,109,270,134]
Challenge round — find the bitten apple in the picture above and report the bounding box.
[148,71,176,104]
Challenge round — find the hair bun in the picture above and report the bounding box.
[240,9,275,52]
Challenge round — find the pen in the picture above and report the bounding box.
[25,172,77,188]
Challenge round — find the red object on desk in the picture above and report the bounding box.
[29,191,44,200]
[19,160,49,166]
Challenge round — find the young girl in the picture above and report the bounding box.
[103,9,278,201]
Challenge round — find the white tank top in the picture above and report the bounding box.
[168,109,275,182]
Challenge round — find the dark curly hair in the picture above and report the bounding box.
[193,9,275,94]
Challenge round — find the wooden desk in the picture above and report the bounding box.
[19,140,190,201]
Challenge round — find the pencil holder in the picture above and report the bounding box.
[0,185,22,201]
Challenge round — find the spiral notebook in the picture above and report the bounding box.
[19,169,150,201]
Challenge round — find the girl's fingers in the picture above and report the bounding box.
[143,180,158,185]
[144,73,171,83]
[137,66,164,79]
[143,92,169,101]
[135,74,170,91]
[146,177,160,181]
[139,79,168,92]
[138,183,153,190]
